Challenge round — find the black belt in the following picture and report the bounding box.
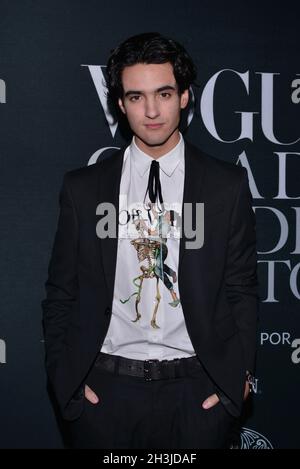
[94,352,203,381]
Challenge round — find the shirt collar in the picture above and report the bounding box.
[130,132,184,177]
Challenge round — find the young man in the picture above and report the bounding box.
[42,32,258,449]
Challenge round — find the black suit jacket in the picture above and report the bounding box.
[42,141,258,420]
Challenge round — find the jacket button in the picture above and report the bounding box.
[104,307,111,316]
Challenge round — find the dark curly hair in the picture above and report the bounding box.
[106,32,197,108]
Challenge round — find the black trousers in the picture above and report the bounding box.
[67,359,238,449]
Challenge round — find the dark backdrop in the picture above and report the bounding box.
[0,0,299,449]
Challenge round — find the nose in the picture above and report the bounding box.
[145,97,160,119]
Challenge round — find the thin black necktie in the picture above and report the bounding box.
[145,160,164,205]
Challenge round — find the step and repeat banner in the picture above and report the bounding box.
[0,1,299,449]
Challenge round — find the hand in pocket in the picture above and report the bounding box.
[202,392,220,410]
[85,384,100,404]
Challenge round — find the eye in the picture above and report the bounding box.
[159,92,171,99]
[129,95,141,102]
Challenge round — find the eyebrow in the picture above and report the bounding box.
[124,85,177,97]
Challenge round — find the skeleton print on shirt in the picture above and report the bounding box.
[120,202,181,329]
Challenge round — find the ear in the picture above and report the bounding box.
[180,89,189,109]
[118,98,126,114]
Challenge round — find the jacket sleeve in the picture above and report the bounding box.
[41,173,79,383]
[225,168,259,373]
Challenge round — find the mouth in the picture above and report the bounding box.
[144,123,164,130]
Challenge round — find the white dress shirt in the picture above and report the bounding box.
[100,133,196,360]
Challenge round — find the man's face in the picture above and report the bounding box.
[118,62,189,157]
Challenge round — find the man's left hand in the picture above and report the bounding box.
[202,381,250,410]
[202,393,220,410]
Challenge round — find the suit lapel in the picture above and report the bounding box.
[97,148,125,304]
[179,141,206,267]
